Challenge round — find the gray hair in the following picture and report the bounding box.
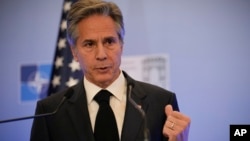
[66,0,125,47]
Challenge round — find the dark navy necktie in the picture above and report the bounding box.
[94,90,119,141]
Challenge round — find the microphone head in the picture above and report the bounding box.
[127,81,135,88]
[64,88,74,99]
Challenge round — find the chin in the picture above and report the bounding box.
[96,76,115,87]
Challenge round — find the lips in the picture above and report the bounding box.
[95,65,111,72]
[99,67,108,70]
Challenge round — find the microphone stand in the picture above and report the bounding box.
[0,88,73,124]
[0,112,55,124]
[128,84,150,141]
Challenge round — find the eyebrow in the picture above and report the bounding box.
[103,36,118,41]
[82,36,118,43]
[82,39,95,43]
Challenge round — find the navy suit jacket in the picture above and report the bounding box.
[30,71,179,141]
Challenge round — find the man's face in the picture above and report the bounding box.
[71,15,123,88]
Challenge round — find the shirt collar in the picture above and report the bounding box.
[84,71,127,105]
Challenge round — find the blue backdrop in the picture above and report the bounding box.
[0,0,249,141]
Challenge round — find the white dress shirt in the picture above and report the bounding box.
[84,72,127,139]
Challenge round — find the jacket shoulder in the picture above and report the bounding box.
[133,80,179,111]
[36,88,69,110]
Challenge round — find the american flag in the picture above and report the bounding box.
[47,0,81,96]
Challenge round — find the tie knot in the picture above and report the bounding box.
[94,90,112,105]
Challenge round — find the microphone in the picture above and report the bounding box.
[127,83,150,141]
[0,88,73,124]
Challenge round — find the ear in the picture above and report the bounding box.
[120,42,124,52]
[70,46,78,62]
[121,45,123,54]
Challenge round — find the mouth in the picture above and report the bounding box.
[95,65,111,72]
[99,67,108,70]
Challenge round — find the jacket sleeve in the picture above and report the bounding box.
[171,93,180,111]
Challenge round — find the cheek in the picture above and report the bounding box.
[79,55,95,69]
[114,50,122,65]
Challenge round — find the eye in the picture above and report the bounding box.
[83,41,95,48]
[103,37,116,47]
[80,40,96,51]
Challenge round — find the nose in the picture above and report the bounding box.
[95,43,107,61]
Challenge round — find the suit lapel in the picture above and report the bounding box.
[121,77,149,141]
[66,81,95,141]
[121,98,144,141]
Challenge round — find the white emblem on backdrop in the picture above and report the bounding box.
[121,54,170,89]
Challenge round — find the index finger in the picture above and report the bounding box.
[171,111,190,122]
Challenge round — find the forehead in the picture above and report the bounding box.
[77,15,118,39]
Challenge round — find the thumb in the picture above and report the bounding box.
[165,104,173,116]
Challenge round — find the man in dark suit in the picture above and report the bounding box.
[30,0,191,141]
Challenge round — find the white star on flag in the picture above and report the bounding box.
[66,77,79,87]
[52,75,61,88]
[58,38,66,50]
[60,20,67,31]
[64,2,72,12]
[69,59,81,72]
[55,56,64,69]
